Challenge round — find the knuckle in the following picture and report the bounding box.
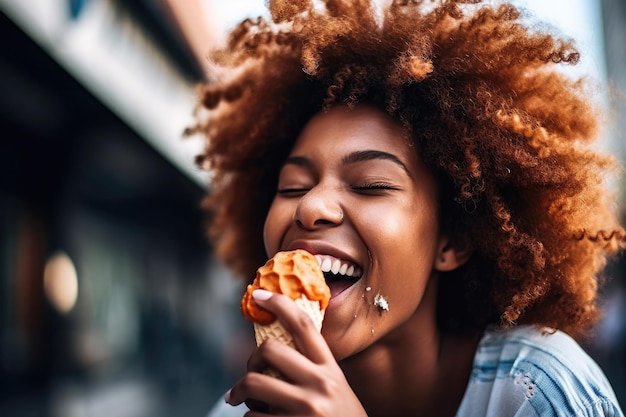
[240,371,263,391]
[295,309,315,330]
[318,375,337,396]
[246,340,274,370]
[258,337,279,354]
[292,396,321,415]
[308,400,327,416]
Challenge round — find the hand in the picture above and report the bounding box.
[225,289,368,416]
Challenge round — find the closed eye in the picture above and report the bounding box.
[277,187,310,196]
[352,183,399,193]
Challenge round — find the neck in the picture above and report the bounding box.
[338,280,479,417]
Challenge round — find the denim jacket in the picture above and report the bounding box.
[456,325,623,417]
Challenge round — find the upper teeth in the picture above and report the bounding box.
[315,255,361,278]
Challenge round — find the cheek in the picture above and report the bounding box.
[364,203,440,287]
[263,200,291,256]
[263,207,279,257]
[361,201,437,250]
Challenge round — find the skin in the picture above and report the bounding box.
[227,105,479,416]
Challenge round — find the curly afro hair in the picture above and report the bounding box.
[188,0,626,340]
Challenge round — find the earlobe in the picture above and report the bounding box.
[434,237,473,272]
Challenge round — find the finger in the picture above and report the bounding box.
[244,336,318,383]
[244,398,269,414]
[226,372,273,406]
[249,338,320,383]
[227,369,302,412]
[252,289,334,364]
[224,385,270,414]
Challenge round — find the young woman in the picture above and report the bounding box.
[189,1,626,415]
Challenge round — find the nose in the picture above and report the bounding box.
[293,185,344,230]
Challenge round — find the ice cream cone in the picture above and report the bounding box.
[241,250,330,378]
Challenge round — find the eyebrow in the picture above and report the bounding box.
[342,150,411,175]
[282,150,411,175]
[282,155,312,168]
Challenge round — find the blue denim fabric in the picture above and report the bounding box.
[456,326,624,417]
[206,326,624,417]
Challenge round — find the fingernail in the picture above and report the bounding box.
[224,389,232,404]
[252,289,273,301]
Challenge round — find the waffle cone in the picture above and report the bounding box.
[253,294,325,378]
[253,294,325,348]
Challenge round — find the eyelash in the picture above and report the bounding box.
[277,187,308,195]
[277,183,398,195]
[352,182,398,191]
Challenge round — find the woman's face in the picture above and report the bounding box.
[263,105,447,360]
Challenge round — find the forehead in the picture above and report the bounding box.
[292,105,414,156]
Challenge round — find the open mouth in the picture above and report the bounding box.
[314,254,362,298]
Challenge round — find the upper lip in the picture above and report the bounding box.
[286,239,362,271]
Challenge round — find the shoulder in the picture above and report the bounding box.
[456,325,624,417]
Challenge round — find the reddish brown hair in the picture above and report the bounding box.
[189,0,626,339]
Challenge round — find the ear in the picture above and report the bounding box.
[433,236,473,272]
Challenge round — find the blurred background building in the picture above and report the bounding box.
[0,1,624,416]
